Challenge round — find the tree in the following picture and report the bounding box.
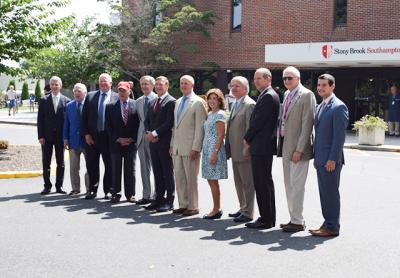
[92,0,218,80]
[21,82,29,100]
[35,81,42,102]
[0,0,70,75]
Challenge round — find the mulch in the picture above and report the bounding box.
[0,145,42,172]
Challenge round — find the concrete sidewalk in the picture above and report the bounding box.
[0,110,37,126]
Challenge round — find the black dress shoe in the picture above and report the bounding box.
[55,189,67,194]
[228,211,241,218]
[126,196,136,203]
[145,202,159,211]
[245,218,273,229]
[203,210,223,220]
[136,198,151,205]
[104,193,111,200]
[40,189,51,195]
[110,194,121,203]
[156,203,172,212]
[85,192,97,200]
[233,214,253,223]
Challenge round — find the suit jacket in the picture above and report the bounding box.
[171,94,207,156]
[136,92,157,148]
[37,93,70,142]
[105,99,140,153]
[277,85,316,160]
[314,95,349,167]
[81,90,118,140]
[63,100,86,149]
[145,93,176,149]
[244,87,280,156]
[226,95,256,161]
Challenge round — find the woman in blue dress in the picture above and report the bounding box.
[201,88,228,219]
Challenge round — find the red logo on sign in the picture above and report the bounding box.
[322,45,333,59]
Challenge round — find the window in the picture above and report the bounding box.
[232,0,242,32]
[334,0,347,26]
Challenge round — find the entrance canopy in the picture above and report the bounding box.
[265,39,400,67]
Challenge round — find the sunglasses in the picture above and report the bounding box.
[283,76,294,81]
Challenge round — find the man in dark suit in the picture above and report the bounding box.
[105,81,140,203]
[310,74,348,237]
[81,73,118,200]
[37,76,71,194]
[144,76,176,212]
[243,68,280,229]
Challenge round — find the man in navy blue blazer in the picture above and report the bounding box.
[310,74,349,237]
[63,83,89,196]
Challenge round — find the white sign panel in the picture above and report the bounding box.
[265,39,400,66]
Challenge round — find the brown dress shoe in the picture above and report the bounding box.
[173,208,187,214]
[182,209,199,216]
[309,227,339,237]
[282,223,306,233]
[280,222,291,228]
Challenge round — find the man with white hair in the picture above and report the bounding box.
[225,76,256,223]
[135,76,158,205]
[81,73,119,200]
[37,76,71,194]
[170,74,207,216]
[244,68,280,229]
[278,66,316,232]
[63,83,89,195]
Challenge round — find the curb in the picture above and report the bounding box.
[344,143,400,152]
[0,170,42,179]
[0,120,37,126]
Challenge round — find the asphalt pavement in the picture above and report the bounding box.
[0,147,399,278]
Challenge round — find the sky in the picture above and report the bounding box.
[54,0,113,24]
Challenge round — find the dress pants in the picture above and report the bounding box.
[232,161,255,218]
[85,131,112,194]
[251,155,275,226]
[137,139,153,199]
[388,121,400,135]
[173,155,200,210]
[41,139,65,190]
[111,147,137,199]
[69,147,89,193]
[150,144,175,206]
[316,164,342,232]
[282,158,309,225]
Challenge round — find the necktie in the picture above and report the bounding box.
[177,96,188,121]
[231,101,240,116]
[280,92,294,137]
[123,101,128,125]
[97,92,107,131]
[318,102,327,120]
[53,96,58,113]
[77,102,82,120]
[153,97,161,112]
[144,96,149,116]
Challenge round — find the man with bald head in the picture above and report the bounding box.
[81,73,119,200]
[170,75,207,216]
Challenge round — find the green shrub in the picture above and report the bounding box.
[21,82,29,100]
[35,81,42,102]
[353,115,388,131]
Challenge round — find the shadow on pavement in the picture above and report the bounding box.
[0,192,334,251]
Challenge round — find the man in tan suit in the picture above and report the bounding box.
[278,66,316,232]
[225,76,256,223]
[171,75,207,216]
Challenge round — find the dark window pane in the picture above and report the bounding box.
[334,0,347,26]
[232,0,242,31]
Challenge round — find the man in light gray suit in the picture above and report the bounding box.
[136,76,157,205]
[310,74,348,237]
[278,66,316,233]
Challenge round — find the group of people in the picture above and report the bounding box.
[37,66,349,238]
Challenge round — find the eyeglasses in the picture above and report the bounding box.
[283,76,294,81]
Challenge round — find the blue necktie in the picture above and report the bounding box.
[177,96,188,121]
[97,93,107,131]
[144,96,149,116]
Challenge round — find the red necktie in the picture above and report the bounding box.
[153,97,161,112]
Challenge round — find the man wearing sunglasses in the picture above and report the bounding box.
[278,66,316,233]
